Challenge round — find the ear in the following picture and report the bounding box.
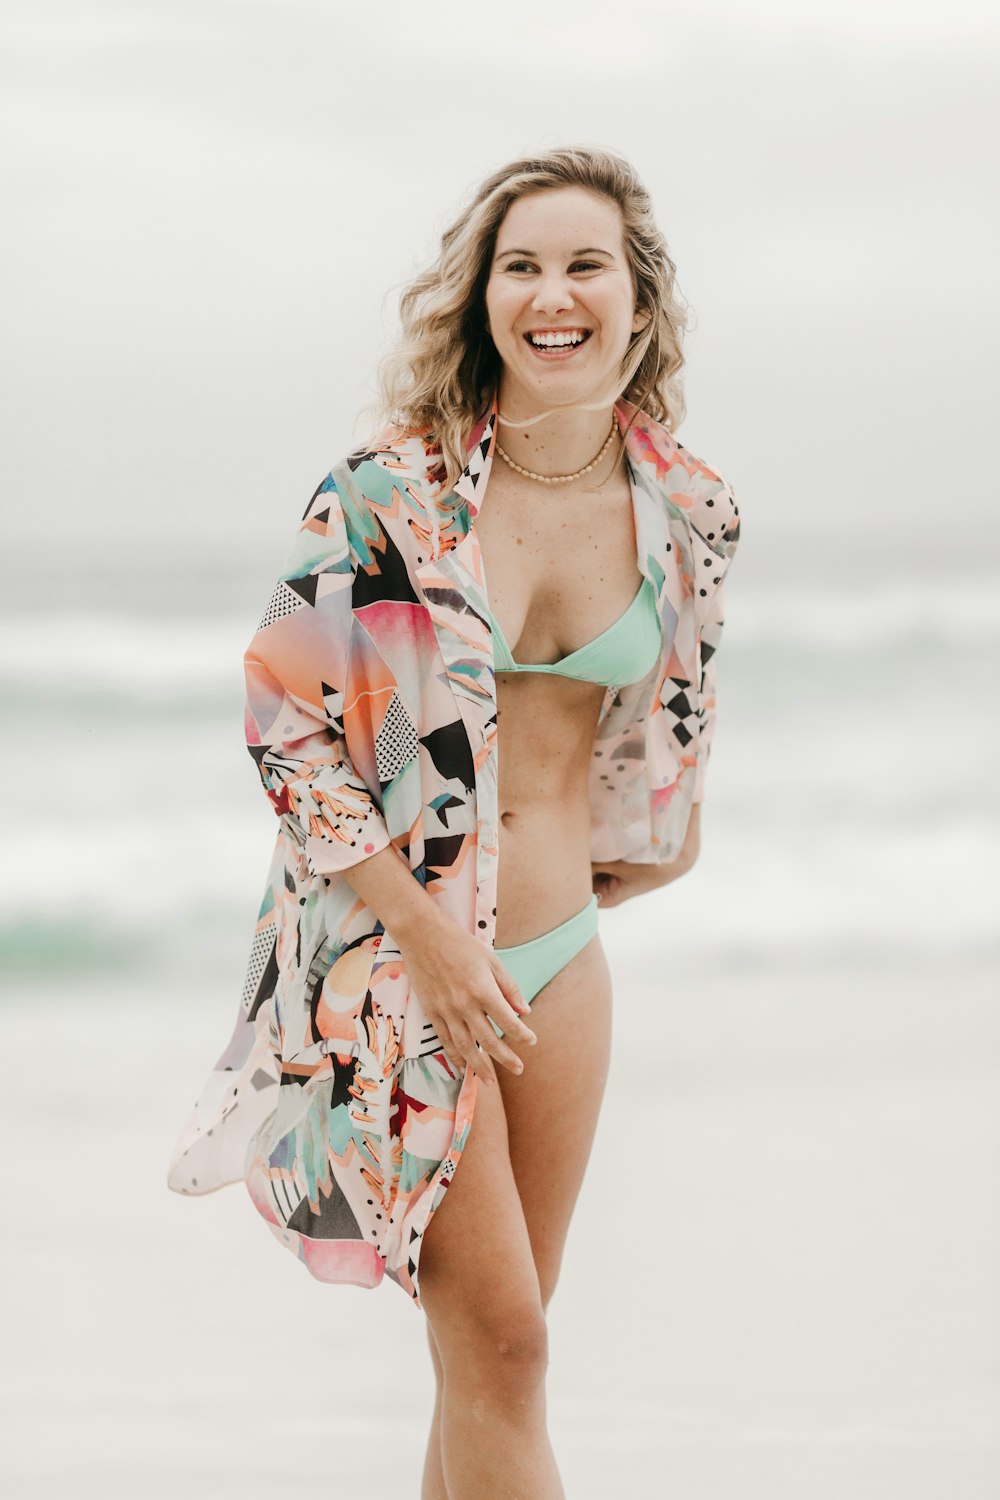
[632,305,652,334]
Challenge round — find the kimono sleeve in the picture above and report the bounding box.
[692,575,727,806]
[243,475,392,877]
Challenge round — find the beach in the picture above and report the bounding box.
[3,945,996,1497]
[3,2,998,1489]
[3,572,999,1496]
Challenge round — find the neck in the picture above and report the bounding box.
[494,380,620,479]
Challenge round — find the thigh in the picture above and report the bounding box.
[418,1055,546,1348]
[497,932,613,1307]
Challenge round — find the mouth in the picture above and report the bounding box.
[522,328,592,361]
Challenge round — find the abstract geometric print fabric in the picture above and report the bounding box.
[166,390,741,1309]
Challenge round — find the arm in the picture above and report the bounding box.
[244,475,393,878]
[246,473,534,1081]
[591,572,723,908]
[592,802,700,907]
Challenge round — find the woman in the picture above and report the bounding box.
[168,145,740,1496]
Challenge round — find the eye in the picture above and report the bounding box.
[500,259,605,274]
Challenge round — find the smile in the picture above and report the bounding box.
[523,329,592,360]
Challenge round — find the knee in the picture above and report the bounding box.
[491,1310,549,1385]
[536,1255,563,1314]
[436,1299,549,1397]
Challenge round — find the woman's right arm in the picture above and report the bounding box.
[337,843,537,1084]
[246,473,534,1083]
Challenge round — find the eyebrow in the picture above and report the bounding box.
[495,246,613,259]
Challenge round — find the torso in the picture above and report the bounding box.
[473,453,642,946]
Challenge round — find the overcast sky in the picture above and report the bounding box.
[2,0,997,608]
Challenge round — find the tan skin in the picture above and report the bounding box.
[343,187,700,1499]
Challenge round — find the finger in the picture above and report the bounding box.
[434,1021,465,1074]
[487,997,537,1047]
[466,1012,525,1078]
[433,1013,474,1076]
[450,1021,498,1086]
[489,963,538,1040]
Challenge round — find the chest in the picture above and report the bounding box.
[471,461,645,666]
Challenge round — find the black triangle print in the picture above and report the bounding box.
[352,519,421,607]
[286,573,318,607]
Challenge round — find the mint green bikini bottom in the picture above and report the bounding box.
[487,894,599,1037]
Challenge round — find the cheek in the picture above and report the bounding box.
[485,280,523,340]
[591,288,633,335]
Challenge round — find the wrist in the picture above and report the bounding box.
[392,886,452,947]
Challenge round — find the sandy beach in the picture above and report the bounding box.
[3,935,996,1499]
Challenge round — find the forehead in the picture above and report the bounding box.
[495,186,625,250]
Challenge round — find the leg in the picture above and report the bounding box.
[421,1320,448,1500]
[497,931,613,1308]
[418,1063,565,1500]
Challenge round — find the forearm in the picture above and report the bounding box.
[337,842,452,947]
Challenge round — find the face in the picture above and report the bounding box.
[484,185,650,415]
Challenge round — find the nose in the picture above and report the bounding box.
[530,271,574,316]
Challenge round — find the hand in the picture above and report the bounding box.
[396,922,537,1086]
[592,861,668,908]
[593,806,701,907]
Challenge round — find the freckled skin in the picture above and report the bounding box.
[476,441,642,944]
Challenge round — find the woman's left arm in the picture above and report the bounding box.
[593,462,738,909]
[592,803,700,907]
[593,568,728,907]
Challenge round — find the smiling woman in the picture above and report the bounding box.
[486,189,650,397]
[167,144,740,1499]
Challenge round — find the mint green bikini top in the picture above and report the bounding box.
[485,573,661,688]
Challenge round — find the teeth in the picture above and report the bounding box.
[528,331,587,348]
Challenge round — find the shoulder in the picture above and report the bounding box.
[670,437,741,563]
[627,405,741,563]
[338,422,443,499]
[324,423,444,557]
[291,425,443,564]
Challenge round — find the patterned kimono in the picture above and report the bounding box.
[167,388,741,1309]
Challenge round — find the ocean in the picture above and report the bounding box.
[4,565,996,987]
[3,565,997,1497]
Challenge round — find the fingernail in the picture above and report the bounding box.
[527,1034,537,1045]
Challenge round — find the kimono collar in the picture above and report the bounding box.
[451,386,685,524]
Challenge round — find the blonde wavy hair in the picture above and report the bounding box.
[358,145,692,490]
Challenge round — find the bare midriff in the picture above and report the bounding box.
[475,453,640,948]
[493,674,607,946]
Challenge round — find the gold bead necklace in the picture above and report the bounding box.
[494,420,617,484]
